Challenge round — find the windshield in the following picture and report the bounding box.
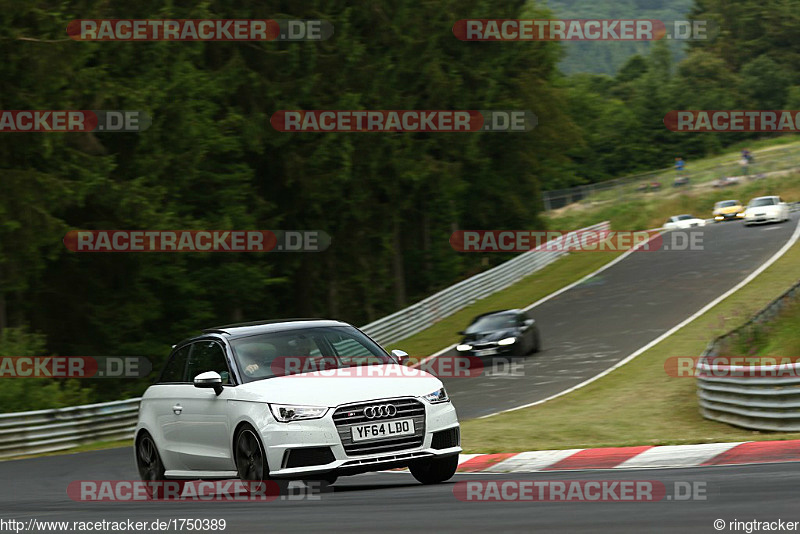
[231,326,393,382]
[465,314,517,333]
[717,200,738,208]
[749,198,775,207]
[676,215,694,221]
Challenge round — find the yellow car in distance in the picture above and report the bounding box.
[713,199,744,222]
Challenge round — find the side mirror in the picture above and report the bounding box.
[457,331,465,336]
[390,349,409,366]
[194,371,223,395]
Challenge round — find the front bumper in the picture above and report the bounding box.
[714,212,742,221]
[745,212,780,224]
[458,341,518,358]
[259,397,461,479]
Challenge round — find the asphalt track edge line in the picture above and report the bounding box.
[477,218,800,419]
[412,226,664,368]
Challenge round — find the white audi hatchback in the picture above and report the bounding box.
[134,319,461,491]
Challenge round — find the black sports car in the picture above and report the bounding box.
[455,309,540,357]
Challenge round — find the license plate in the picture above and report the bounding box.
[475,348,497,356]
[351,419,415,442]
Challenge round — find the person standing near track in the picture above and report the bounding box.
[674,157,689,187]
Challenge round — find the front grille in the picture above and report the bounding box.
[431,427,460,449]
[333,398,426,456]
[283,447,336,469]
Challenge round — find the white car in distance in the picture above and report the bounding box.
[134,319,461,494]
[664,214,707,230]
[742,196,790,226]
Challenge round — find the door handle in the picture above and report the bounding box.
[172,404,183,415]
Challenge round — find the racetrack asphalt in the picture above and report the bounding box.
[439,216,799,419]
[1,447,797,533]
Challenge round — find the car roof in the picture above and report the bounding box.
[470,309,521,322]
[751,196,777,200]
[201,318,352,338]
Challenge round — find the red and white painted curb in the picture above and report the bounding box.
[394,440,800,473]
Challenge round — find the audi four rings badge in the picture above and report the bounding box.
[364,404,397,419]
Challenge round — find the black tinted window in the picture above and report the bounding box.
[187,340,231,384]
[159,344,191,383]
[466,315,517,333]
[231,326,392,383]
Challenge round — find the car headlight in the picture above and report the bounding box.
[497,337,516,346]
[423,387,449,404]
[736,212,745,217]
[456,344,472,352]
[269,404,329,422]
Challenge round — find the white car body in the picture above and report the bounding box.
[742,196,790,226]
[664,215,707,230]
[135,320,461,484]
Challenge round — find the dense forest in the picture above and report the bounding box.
[2,0,800,409]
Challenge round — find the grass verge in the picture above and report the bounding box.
[3,439,133,462]
[547,171,800,232]
[461,223,800,452]
[727,298,800,360]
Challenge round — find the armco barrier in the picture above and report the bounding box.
[697,278,800,431]
[361,221,610,346]
[0,398,140,459]
[0,221,610,459]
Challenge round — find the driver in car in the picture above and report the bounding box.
[238,345,267,377]
[240,337,315,377]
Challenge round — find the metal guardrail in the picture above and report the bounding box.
[0,221,609,458]
[0,398,140,459]
[697,278,800,431]
[360,221,610,346]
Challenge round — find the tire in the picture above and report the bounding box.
[235,425,289,496]
[409,455,459,485]
[136,432,185,499]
